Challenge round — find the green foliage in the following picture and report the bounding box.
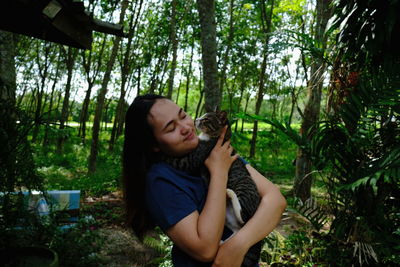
[262,230,352,266]
[0,100,45,232]
[144,228,173,266]
[33,128,122,197]
[0,209,105,267]
[231,128,297,180]
[51,217,105,267]
[331,0,400,68]
[310,76,400,265]
[241,71,399,265]
[290,198,328,232]
[81,201,125,227]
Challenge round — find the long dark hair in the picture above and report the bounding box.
[122,94,166,240]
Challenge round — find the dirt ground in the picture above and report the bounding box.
[95,213,310,266]
[97,227,160,267]
[84,193,312,267]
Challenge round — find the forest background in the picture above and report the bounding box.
[0,0,399,266]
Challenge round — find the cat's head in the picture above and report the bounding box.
[195,110,230,139]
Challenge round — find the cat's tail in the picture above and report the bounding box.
[227,188,244,225]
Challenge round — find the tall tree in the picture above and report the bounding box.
[249,0,275,158]
[294,0,333,201]
[43,49,62,147]
[109,0,144,151]
[88,0,129,173]
[184,42,194,112]
[31,42,54,143]
[56,46,78,154]
[0,31,16,103]
[77,0,107,143]
[78,36,107,143]
[219,0,235,96]
[0,30,17,192]
[196,0,220,112]
[166,0,179,99]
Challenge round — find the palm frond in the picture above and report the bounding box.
[353,241,378,266]
[290,197,328,231]
[236,112,308,147]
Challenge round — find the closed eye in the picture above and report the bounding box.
[181,111,187,119]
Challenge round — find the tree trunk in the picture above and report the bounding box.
[79,34,108,143]
[184,43,194,111]
[78,83,93,143]
[16,84,27,108]
[196,0,220,112]
[102,98,111,131]
[43,52,61,147]
[137,66,141,96]
[175,59,185,104]
[0,30,16,102]
[294,0,333,202]
[249,53,267,158]
[109,0,142,151]
[195,66,204,119]
[0,30,17,187]
[226,75,237,118]
[166,0,178,99]
[219,0,235,96]
[157,59,169,95]
[288,63,302,124]
[32,43,52,143]
[249,0,275,158]
[241,92,250,133]
[56,47,78,154]
[234,79,246,132]
[88,0,129,173]
[149,48,169,94]
[55,91,62,112]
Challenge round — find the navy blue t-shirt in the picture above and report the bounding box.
[146,162,236,266]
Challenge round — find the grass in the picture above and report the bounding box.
[32,127,123,197]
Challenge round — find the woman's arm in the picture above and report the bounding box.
[212,164,287,266]
[166,127,239,262]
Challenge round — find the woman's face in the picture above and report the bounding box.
[148,99,199,157]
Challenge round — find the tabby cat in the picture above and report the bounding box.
[160,110,262,267]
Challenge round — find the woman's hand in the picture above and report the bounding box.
[212,235,249,267]
[204,126,238,178]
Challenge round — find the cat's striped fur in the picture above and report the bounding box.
[160,111,262,267]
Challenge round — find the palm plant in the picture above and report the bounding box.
[244,0,400,264]
[322,0,400,263]
[311,71,400,266]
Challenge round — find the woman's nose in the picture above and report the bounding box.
[179,122,190,134]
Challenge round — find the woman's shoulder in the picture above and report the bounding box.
[147,162,205,188]
[146,162,186,185]
[147,162,176,177]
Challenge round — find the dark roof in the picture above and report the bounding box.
[0,0,126,49]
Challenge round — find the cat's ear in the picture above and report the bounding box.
[218,110,228,124]
[218,110,228,118]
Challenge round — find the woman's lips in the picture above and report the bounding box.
[185,131,195,141]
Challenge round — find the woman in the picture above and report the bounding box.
[122,94,286,266]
